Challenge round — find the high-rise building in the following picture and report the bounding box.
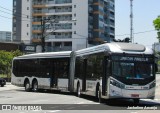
[12,0,115,52]
[0,31,12,42]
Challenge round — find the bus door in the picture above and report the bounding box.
[102,56,109,95]
[82,59,87,91]
[51,59,69,88]
[50,60,55,88]
[50,60,59,87]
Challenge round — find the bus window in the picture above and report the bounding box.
[112,61,153,79]
[53,59,69,78]
[135,63,153,78]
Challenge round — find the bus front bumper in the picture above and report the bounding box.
[109,85,155,99]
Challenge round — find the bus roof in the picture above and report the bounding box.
[13,43,153,60]
[14,51,72,60]
[75,42,153,56]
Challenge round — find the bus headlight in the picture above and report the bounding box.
[110,79,125,89]
[149,82,155,89]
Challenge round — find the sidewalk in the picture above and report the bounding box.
[156,74,160,87]
[0,83,23,92]
[6,82,11,85]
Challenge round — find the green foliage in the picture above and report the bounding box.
[153,16,160,30]
[153,16,160,42]
[0,50,22,78]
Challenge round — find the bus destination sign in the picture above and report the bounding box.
[120,57,148,62]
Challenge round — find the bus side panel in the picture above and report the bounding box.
[35,77,51,89]
[58,78,68,89]
[11,73,24,87]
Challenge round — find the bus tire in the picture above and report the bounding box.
[133,99,139,105]
[24,80,31,92]
[32,80,38,92]
[77,83,81,97]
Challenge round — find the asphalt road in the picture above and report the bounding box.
[0,74,160,113]
[0,85,159,113]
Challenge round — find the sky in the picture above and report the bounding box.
[0,0,159,48]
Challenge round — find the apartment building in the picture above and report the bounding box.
[0,31,12,42]
[12,0,115,52]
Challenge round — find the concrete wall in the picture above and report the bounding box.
[72,0,88,50]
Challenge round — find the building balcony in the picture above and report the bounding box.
[104,0,109,2]
[32,13,46,17]
[108,6,114,12]
[109,30,115,35]
[109,21,114,27]
[32,38,41,43]
[33,9,72,16]
[32,22,41,25]
[45,26,72,32]
[45,46,72,52]
[32,30,42,34]
[46,35,72,41]
[33,0,72,5]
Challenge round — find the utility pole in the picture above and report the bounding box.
[41,17,52,52]
[130,0,134,43]
[41,18,45,52]
[40,18,76,52]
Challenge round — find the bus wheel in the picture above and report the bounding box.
[133,99,139,105]
[77,83,81,97]
[32,80,38,92]
[25,81,30,92]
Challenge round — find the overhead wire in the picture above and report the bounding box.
[0,5,157,40]
[116,30,156,37]
[0,5,33,19]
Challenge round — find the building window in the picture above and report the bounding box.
[74,31,76,34]
[27,24,29,27]
[74,5,76,8]
[64,42,72,46]
[27,7,29,10]
[13,19,16,23]
[74,22,76,25]
[14,0,16,6]
[74,13,76,17]
[27,32,29,35]
[55,42,61,47]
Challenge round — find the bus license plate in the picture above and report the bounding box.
[131,94,139,98]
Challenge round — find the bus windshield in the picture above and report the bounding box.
[112,56,154,79]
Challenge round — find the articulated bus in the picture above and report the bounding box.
[11,51,72,92]
[11,43,156,104]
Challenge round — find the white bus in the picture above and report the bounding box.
[11,43,156,104]
[11,51,72,92]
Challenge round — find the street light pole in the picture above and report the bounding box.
[130,0,134,43]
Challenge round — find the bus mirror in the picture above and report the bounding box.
[107,60,111,68]
[155,63,158,73]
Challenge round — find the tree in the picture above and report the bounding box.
[0,50,22,79]
[153,16,160,42]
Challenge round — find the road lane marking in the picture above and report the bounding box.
[76,102,85,104]
[48,110,61,113]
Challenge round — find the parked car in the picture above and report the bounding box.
[0,78,6,87]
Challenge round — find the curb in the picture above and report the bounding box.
[6,82,11,85]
